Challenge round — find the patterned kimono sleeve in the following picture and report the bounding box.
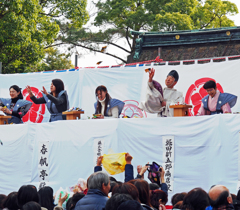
[12,104,31,118]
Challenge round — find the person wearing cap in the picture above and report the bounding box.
[139,68,184,117]
[197,80,237,115]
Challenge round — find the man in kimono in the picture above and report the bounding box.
[197,80,237,115]
[139,68,184,117]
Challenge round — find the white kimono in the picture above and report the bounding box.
[139,82,184,117]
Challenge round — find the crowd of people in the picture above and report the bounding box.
[0,154,239,210]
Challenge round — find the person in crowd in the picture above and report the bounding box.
[0,194,6,210]
[112,183,140,202]
[130,179,154,210]
[22,201,42,210]
[95,153,134,182]
[117,200,145,210]
[173,201,183,210]
[94,85,125,119]
[208,185,234,210]
[66,193,85,210]
[182,188,210,210]
[105,193,134,210]
[75,171,110,210]
[53,193,68,210]
[197,80,237,115]
[17,185,39,209]
[139,69,184,117]
[38,187,55,210]
[150,190,168,209]
[136,164,168,195]
[171,192,187,206]
[0,85,32,124]
[26,79,69,122]
[2,192,18,210]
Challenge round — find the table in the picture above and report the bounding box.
[62,111,85,120]
[0,115,11,125]
[169,105,193,117]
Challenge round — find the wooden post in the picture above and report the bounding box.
[62,111,84,120]
[0,116,11,125]
[169,105,192,117]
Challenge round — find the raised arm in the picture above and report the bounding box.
[26,86,46,104]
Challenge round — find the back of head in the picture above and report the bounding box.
[150,190,168,208]
[105,193,133,210]
[3,192,18,210]
[172,192,187,206]
[88,171,109,191]
[112,182,139,201]
[22,201,41,210]
[173,201,183,209]
[203,80,216,89]
[182,188,210,210]
[117,200,144,210]
[52,79,64,96]
[38,186,54,210]
[0,194,7,209]
[133,179,151,206]
[149,183,160,191]
[17,185,39,208]
[209,190,229,208]
[69,193,85,210]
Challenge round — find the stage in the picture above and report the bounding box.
[0,114,240,197]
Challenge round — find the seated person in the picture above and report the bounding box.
[0,85,32,124]
[94,85,125,119]
[197,80,237,115]
[139,69,184,117]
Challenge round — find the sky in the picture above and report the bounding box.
[70,0,240,67]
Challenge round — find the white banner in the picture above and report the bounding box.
[162,136,174,192]
[0,115,240,201]
[1,59,240,122]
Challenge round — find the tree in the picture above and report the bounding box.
[0,0,88,74]
[25,47,74,72]
[56,0,238,64]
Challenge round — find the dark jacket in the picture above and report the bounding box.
[94,164,134,182]
[75,189,108,210]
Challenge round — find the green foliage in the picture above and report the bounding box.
[0,0,88,74]
[25,47,74,72]
[93,0,238,52]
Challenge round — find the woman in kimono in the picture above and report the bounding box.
[0,85,32,124]
[26,79,69,122]
[94,85,125,119]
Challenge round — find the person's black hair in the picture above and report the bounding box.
[105,193,133,210]
[150,190,168,208]
[22,201,41,210]
[171,192,187,206]
[3,192,18,210]
[68,193,85,210]
[0,194,7,209]
[182,188,210,210]
[38,186,54,210]
[9,85,23,99]
[66,197,73,210]
[237,189,240,201]
[203,80,217,90]
[110,176,117,182]
[17,185,39,208]
[95,85,111,116]
[52,79,64,97]
[210,190,229,208]
[110,181,118,193]
[149,183,160,191]
[117,200,143,210]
